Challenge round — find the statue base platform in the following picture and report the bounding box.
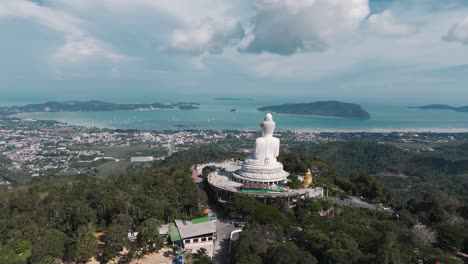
[232,161,289,184]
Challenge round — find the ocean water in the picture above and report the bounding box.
[12,99,468,132]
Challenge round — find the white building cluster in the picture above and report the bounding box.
[0,118,229,178]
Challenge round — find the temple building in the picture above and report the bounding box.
[207,113,324,203]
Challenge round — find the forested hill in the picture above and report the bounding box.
[0,144,467,263]
[0,165,204,263]
[258,101,371,120]
[410,104,468,113]
[0,100,199,115]
[291,141,468,203]
[296,141,410,175]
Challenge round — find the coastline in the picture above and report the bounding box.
[267,112,351,120]
[10,108,187,115]
[8,115,468,133]
[290,128,468,133]
[9,106,468,133]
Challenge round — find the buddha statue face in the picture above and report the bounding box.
[261,113,275,136]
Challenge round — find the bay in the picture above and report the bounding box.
[12,99,468,132]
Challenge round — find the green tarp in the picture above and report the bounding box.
[168,222,181,241]
[191,216,210,224]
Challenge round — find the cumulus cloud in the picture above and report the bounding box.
[258,0,317,14]
[54,37,126,63]
[46,0,232,26]
[0,0,126,64]
[166,18,245,55]
[0,0,82,35]
[443,16,468,45]
[242,0,370,55]
[367,10,414,37]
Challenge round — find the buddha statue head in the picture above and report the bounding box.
[261,113,275,136]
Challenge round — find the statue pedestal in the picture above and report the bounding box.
[233,160,289,184]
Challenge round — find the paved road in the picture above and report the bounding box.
[167,135,175,156]
[212,220,237,264]
[331,196,393,212]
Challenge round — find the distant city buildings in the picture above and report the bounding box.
[0,118,229,178]
[1,116,466,181]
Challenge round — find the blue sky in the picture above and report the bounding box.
[1,0,468,104]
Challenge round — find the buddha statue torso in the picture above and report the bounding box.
[247,136,280,165]
[242,113,284,168]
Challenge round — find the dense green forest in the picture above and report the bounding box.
[0,165,205,263]
[230,194,468,264]
[291,141,468,203]
[0,155,11,180]
[0,144,467,263]
[229,153,468,264]
[0,155,30,183]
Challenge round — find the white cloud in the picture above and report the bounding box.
[242,0,370,55]
[367,10,414,37]
[0,0,126,64]
[257,0,317,14]
[166,17,245,55]
[0,0,82,35]
[45,0,233,27]
[45,0,244,57]
[1,0,468,102]
[54,37,126,63]
[249,46,363,80]
[443,16,468,45]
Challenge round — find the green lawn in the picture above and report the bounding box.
[95,161,132,179]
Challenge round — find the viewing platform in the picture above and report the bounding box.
[207,170,324,200]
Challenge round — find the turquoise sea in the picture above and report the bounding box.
[12,99,468,132]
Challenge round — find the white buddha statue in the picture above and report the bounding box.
[246,113,280,165]
[234,113,289,183]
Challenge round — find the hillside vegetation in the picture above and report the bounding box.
[0,145,467,264]
[291,141,468,203]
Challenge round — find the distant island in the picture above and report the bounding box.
[0,100,199,116]
[258,101,371,120]
[409,104,468,113]
[215,97,253,101]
